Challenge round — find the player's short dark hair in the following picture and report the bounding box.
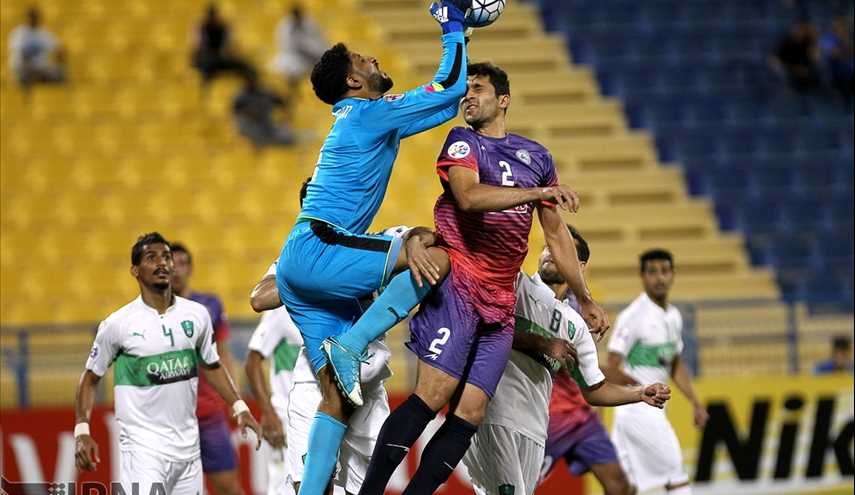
[467,62,510,96]
[170,242,192,265]
[640,249,674,273]
[131,232,170,266]
[567,224,590,263]
[299,177,311,207]
[311,43,352,105]
[833,335,852,350]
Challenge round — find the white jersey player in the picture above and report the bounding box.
[463,242,672,495]
[73,233,261,495]
[247,224,413,494]
[606,249,709,495]
[246,299,304,495]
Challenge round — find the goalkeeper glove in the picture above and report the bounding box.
[429,1,469,34]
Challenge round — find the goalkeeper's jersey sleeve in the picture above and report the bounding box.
[299,31,467,234]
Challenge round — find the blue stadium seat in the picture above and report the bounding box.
[751,162,796,193]
[781,197,826,231]
[736,197,784,235]
[543,0,854,312]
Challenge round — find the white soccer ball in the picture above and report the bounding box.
[466,0,506,28]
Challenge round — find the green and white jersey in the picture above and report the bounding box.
[482,273,605,445]
[608,292,683,387]
[85,295,219,461]
[247,306,303,417]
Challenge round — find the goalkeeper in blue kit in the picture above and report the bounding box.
[274,2,471,493]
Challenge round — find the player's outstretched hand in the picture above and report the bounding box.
[429,1,467,33]
[543,338,577,369]
[405,235,442,287]
[261,411,287,449]
[579,298,610,341]
[238,411,263,450]
[641,383,671,409]
[75,434,100,471]
[539,185,581,213]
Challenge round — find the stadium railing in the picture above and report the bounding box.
[0,299,849,408]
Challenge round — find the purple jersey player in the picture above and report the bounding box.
[357,62,610,495]
[171,243,243,495]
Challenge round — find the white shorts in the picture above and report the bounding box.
[119,448,202,495]
[287,380,390,494]
[463,424,544,495]
[612,402,689,492]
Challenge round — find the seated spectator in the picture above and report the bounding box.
[814,335,854,375]
[771,18,821,92]
[232,75,295,148]
[191,4,255,87]
[269,4,326,95]
[8,7,66,89]
[820,16,853,100]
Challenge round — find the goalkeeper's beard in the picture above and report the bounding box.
[368,72,394,94]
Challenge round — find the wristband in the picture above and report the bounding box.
[232,399,250,418]
[74,423,91,438]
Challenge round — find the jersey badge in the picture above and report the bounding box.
[181,320,195,338]
[447,141,471,159]
[515,149,531,165]
[383,93,404,102]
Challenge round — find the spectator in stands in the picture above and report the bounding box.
[814,335,853,374]
[8,7,66,89]
[270,4,327,96]
[819,16,853,101]
[191,3,256,88]
[232,74,295,148]
[770,18,821,92]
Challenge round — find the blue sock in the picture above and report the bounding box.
[298,412,347,495]
[337,269,432,353]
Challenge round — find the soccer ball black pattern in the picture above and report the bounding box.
[466,0,506,28]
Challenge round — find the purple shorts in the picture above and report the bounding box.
[407,273,513,397]
[198,414,238,473]
[543,414,619,476]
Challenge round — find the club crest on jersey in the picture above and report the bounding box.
[181,320,194,338]
[383,93,404,102]
[447,141,471,159]
[515,149,531,165]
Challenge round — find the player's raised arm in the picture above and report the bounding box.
[538,205,609,336]
[360,1,469,134]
